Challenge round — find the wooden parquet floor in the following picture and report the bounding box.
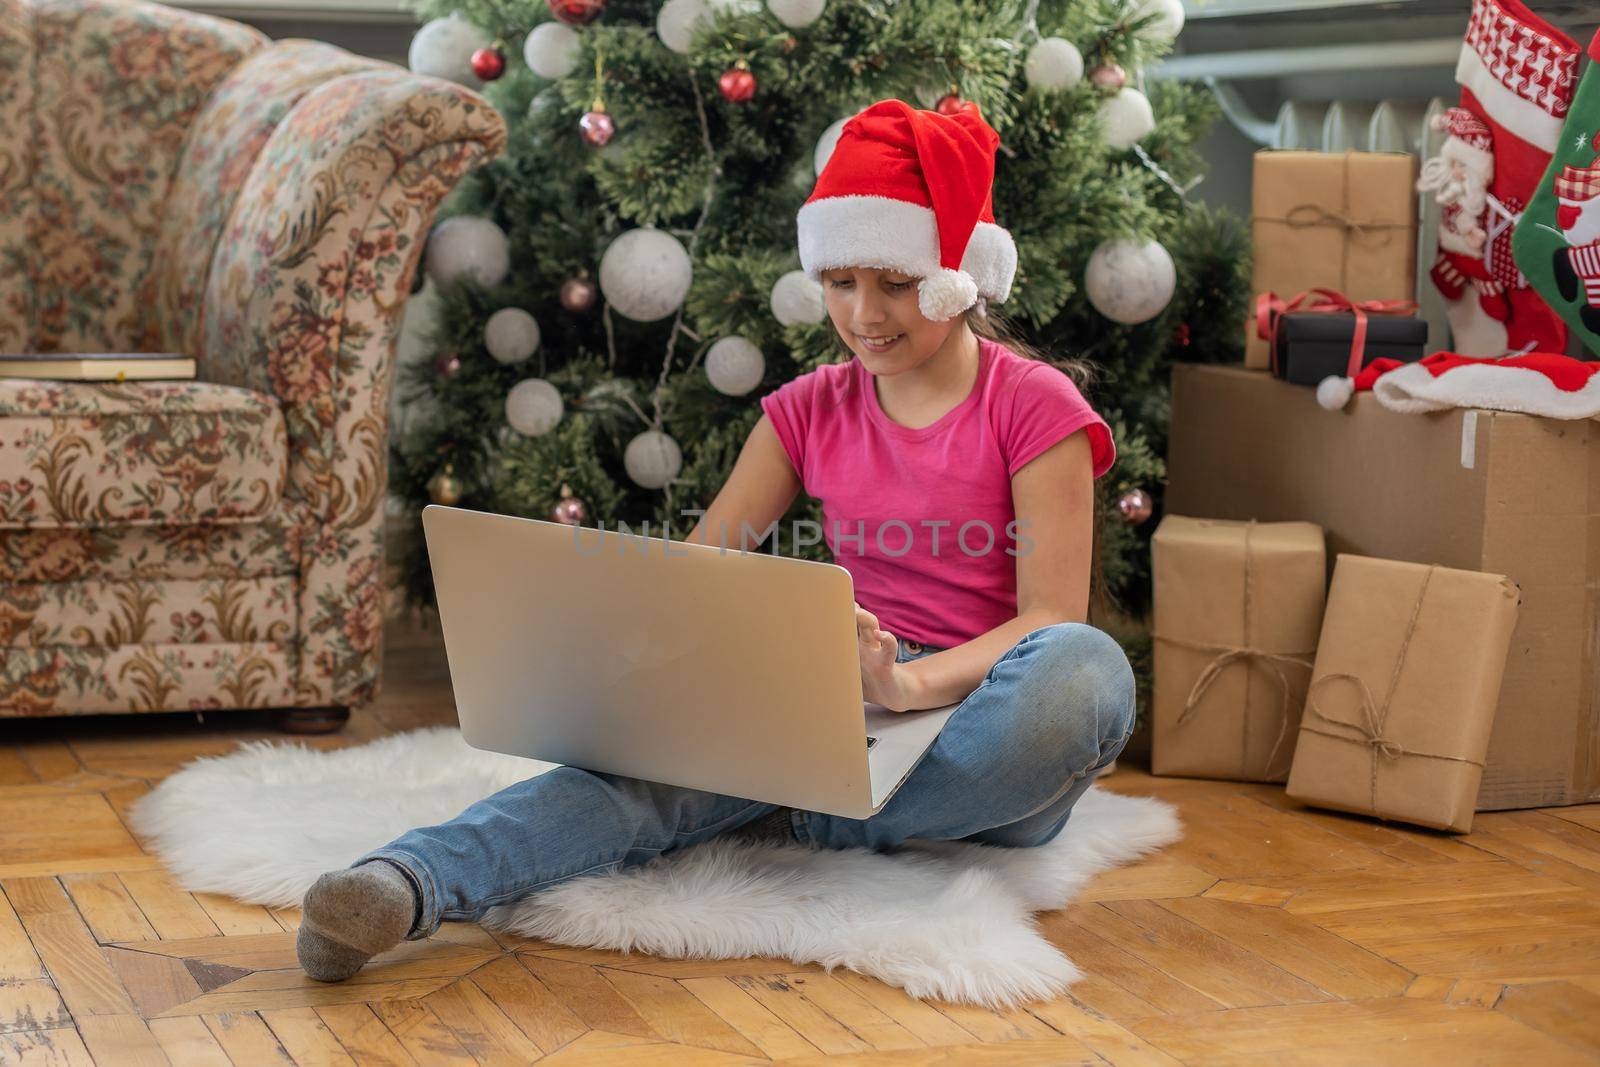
[2,609,1598,1065]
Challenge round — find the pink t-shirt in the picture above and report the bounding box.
[759,337,1115,649]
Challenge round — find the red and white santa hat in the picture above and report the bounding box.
[1435,106,1493,176]
[797,98,1018,322]
[1318,350,1600,419]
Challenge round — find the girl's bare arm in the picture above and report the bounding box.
[684,414,801,551]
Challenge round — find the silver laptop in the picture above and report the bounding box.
[421,504,963,819]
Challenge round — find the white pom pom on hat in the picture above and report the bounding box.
[917,267,979,321]
[797,98,1018,322]
[1316,375,1355,410]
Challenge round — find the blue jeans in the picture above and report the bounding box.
[355,622,1136,940]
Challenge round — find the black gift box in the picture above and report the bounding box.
[1270,311,1428,386]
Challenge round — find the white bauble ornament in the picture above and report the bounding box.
[598,227,693,322]
[409,13,491,88]
[484,307,541,365]
[767,0,825,28]
[505,378,564,436]
[1098,86,1156,150]
[657,0,713,54]
[523,22,580,79]
[1025,37,1084,90]
[813,116,849,175]
[624,430,683,489]
[1132,0,1185,42]
[1085,238,1176,325]
[770,269,825,325]
[425,215,511,289]
[705,336,765,396]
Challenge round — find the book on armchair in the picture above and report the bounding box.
[0,352,197,381]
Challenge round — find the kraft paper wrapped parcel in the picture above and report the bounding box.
[1151,516,1327,783]
[1286,555,1520,833]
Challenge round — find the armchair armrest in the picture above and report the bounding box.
[197,66,506,523]
[192,65,506,706]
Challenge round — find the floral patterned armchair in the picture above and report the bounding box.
[0,0,506,729]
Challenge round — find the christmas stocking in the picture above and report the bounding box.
[1514,25,1600,356]
[1421,0,1578,356]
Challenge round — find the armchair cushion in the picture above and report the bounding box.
[0,506,305,583]
[0,379,286,528]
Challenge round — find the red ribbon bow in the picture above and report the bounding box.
[1255,288,1419,379]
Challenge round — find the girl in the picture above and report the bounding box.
[296,98,1135,982]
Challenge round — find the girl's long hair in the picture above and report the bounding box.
[963,300,1106,606]
[965,298,1095,392]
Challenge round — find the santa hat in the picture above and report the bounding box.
[797,98,1018,322]
[1435,106,1494,177]
[1317,350,1600,418]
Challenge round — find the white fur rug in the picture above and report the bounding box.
[127,726,1181,1008]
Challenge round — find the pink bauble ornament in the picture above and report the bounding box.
[560,275,598,312]
[547,0,604,25]
[551,483,588,525]
[935,92,967,116]
[1090,62,1127,89]
[470,46,505,80]
[435,353,461,378]
[1116,487,1153,525]
[719,62,756,103]
[580,107,615,146]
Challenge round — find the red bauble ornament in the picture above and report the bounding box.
[547,0,603,25]
[935,92,966,116]
[435,353,462,378]
[1175,322,1191,347]
[579,107,615,146]
[470,47,505,81]
[560,275,598,312]
[719,62,756,104]
[1116,487,1153,525]
[551,483,588,525]
[1090,62,1127,90]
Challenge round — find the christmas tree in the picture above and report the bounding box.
[392,0,1249,697]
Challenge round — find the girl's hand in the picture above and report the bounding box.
[854,601,922,713]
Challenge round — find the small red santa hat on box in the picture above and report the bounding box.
[797,98,1018,322]
[1318,350,1600,419]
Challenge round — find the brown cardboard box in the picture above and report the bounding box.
[1151,516,1326,782]
[1285,555,1520,833]
[1166,363,1600,810]
[1245,150,1419,369]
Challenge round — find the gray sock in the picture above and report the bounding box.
[296,859,421,982]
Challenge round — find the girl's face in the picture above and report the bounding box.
[820,266,961,373]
